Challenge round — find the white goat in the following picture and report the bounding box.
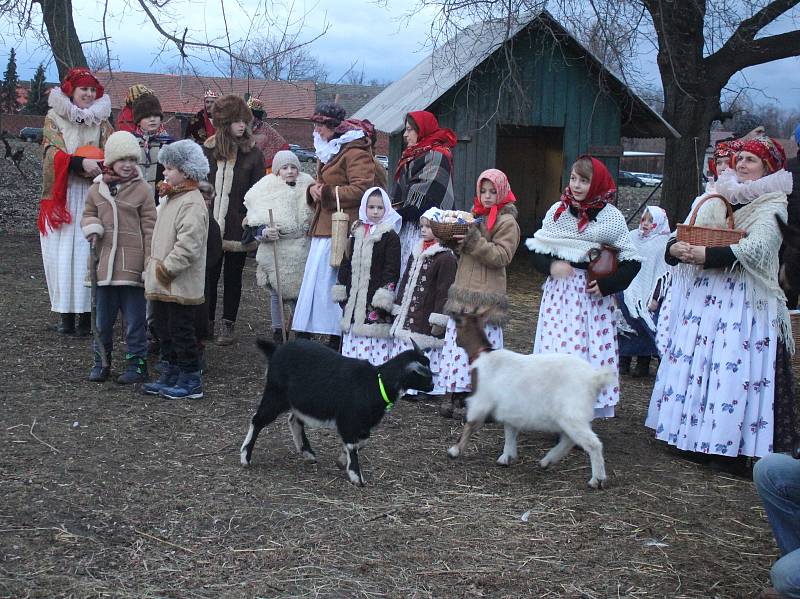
[446,313,614,489]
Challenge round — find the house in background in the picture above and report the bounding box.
[353,11,678,233]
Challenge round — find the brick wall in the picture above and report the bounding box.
[0,113,46,135]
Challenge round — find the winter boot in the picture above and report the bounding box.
[327,335,341,351]
[216,319,236,346]
[160,370,204,400]
[632,356,651,378]
[117,354,148,385]
[75,312,92,337]
[53,313,76,335]
[272,328,285,345]
[88,350,111,382]
[619,355,632,376]
[142,363,179,395]
[296,331,313,340]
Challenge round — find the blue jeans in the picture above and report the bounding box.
[94,286,147,359]
[754,453,800,598]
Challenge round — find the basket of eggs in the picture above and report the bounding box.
[429,210,478,241]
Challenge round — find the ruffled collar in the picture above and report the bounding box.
[48,87,111,127]
[313,129,365,164]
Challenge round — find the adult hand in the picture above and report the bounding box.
[687,245,706,266]
[550,260,574,279]
[670,241,691,261]
[309,184,323,202]
[264,226,280,241]
[88,234,99,248]
[586,280,604,297]
[82,159,102,178]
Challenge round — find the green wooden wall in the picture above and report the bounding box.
[388,23,623,213]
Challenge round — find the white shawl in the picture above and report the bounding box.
[313,129,365,164]
[47,87,112,127]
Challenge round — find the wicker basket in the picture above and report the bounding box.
[676,194,746,247]
[429,221,471,241]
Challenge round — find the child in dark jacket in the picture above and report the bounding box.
[332,187,402,365]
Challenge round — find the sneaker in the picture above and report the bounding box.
[160,370,204,400]
[216,319,235,346]
[117,354,148,385]
[88,350,111,382]
[142,363,179,395]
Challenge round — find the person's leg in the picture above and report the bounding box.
[89,286,118,381]
[222,251,247,322]
[117,287,148,384]
[754,453,800,556]
[142,301,179,394]
[161,303,203,399]
[771,548,800,599]
[207,250,224,325]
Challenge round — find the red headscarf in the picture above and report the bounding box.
[60,67,104,100]
[472,169,516,231]
[554,156,616,233]
[394,111,457,181]
[708,139,744,178]
[739,136,786,173]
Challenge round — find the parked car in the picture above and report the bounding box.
[288,144,316,162]
[630,171,663,186]
[618,171,645,188]
[19,127,43,143]
[375,155,389,169]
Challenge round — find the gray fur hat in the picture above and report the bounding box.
[158,139,209,181]
[272,149,300,173]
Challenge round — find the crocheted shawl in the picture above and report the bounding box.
[313,129,365,164]
[525,201,640,263]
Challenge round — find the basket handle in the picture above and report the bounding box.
[688,193,735,230]
[335,186,341,213]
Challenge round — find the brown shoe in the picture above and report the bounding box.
[216,319,236,346]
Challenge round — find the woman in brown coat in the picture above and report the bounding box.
[293,102,377,348]
[203,95,265,345]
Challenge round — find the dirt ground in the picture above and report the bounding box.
[0,226,780,599]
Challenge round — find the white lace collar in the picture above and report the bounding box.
[313,129,365,164]
[48,87,112,127]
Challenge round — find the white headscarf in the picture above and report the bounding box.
[359,187,402,234]
[622,206,672,333]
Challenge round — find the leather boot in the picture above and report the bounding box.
[216,319,236,346]
[75,312,92,337]
[327,335,341,351]
[272,328,285,344]
[53,313,75,335]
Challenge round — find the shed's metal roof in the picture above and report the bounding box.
[353,12,678,139]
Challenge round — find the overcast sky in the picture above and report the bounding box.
[2,0,799,111]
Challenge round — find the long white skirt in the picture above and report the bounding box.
[292,237,343,335]
[39,176,92,314]
[399,223,420,273]
[439,318,504,393]
[391,338,446,395]
[645,270,777,457]
[533,271,620,419]
[341,332,393,366]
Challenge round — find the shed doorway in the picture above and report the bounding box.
[495,125,564,236]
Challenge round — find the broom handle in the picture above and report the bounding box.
[268,209,287,343]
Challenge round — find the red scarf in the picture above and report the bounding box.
[102,167,139,188]
[202,109,216,138]
[553,156,616,233]
[422,239,437,252]
[394,111,456,181]
[471,169,516,232]
[157,180,199,198]
[38,150,73,234]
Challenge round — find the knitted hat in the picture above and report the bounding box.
[132,93,163,124]
[211,94,253,127]
[60,67,104,100]
[310,102,346,128]
[272,150,300,173]
[126,84,153,106]
[732,113,763,139]
[158,139,210,181]
[103,131,141,165]
[740,136,787,173]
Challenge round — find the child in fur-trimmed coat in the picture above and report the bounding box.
[333,187,402,365]
[390,207,457,397]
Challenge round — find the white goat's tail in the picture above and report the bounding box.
[592,367,617,396]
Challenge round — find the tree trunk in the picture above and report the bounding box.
[38,0,87,80]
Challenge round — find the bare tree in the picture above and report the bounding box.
[232,35,329,82]
[406,0,800,223]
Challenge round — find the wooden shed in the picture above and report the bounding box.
[353,11,679,234]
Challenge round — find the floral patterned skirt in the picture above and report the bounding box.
[439,318,503,393]
[341,332,393,366]
[645,271,777,457]
[533,271,620,418]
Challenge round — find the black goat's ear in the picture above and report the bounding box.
[410,338,422,354]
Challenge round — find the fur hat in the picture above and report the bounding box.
[158,139,210,181]
[103,131,141,165]
[132,93,163,124]
[272,150,300,173]
[211,94,253,127]
[126,84,153,106]
[310,102,346,127]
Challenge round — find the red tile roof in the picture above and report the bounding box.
[94,71,316,119]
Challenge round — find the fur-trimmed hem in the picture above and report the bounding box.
[444,286,510,325]
[347,321,392,338]
[82,223,104,238]
[428,312,449,328]
[461,226,482,253]
[144,292,204,305]
[331,284,347,302]
[371,286,395,312]
[222,239,257,253]
[393,327,445,349]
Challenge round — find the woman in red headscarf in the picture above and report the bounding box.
[647,136,795,471]
[39,67,113,336]
[526,156,642,419]
[392,111,457,266]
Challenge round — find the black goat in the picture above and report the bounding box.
[777,215,800,296]
[240,338,433,486]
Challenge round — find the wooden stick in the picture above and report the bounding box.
[268,209,287,343]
